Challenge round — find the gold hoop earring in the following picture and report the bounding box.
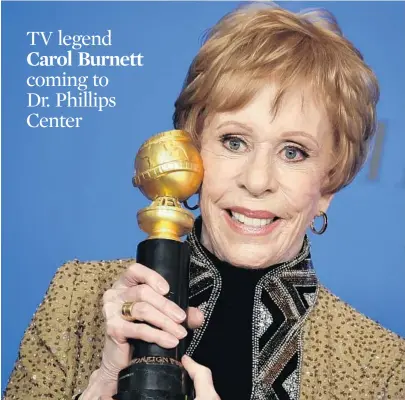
[310,211,328,235]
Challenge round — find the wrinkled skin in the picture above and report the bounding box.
[81,84,334,399]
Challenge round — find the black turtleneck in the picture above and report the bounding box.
[190,223,273,400]
[186,217,317,400]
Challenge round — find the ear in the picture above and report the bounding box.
[317,193,334,215]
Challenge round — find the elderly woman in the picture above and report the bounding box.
[4,4,405,400]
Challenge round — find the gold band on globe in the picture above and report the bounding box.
[133,130,204,241]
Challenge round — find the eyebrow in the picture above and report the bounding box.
[217,121,319,146]
[280,131,319,148]
[216,121,253,133]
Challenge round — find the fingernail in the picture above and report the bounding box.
[176,327,188,338]
[157,281,169,294]
[173,309,186,321]
[167,337,179,346]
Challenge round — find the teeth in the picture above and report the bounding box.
[230,211,274,226]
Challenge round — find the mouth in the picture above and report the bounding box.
[224,207,281,233]
[226,209,280,227]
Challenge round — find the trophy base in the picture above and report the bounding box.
[113,361,193,400]
[113,239,194,400]
[112,390,188,400]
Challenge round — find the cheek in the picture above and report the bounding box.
[200,176,222,206]
[200,151,223,204]
[276,164,323,213]
[199,149,241,203]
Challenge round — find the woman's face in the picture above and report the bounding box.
[199,83,334,268]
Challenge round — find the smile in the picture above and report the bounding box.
[230,211,277,227]
[224,207,282,236]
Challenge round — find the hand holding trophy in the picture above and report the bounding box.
[113,130,204,400]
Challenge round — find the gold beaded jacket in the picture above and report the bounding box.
[3,225,405,400]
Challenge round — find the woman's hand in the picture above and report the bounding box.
[80,262,204,399]
[182,355,221,400]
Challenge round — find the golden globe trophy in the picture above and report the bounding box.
[113,130,204,400]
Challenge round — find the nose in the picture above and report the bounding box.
[238,150,278,197]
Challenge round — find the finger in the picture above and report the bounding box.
[113,263,169,294]
[131,302,188,340]
[182,355,220,399]
[187,307,204,329]
[122,284,187,323]
[118,319,180,348]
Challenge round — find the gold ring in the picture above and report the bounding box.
[121,301,136,321]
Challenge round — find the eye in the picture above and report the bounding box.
[282,145,309,162]
[220,135,248,153]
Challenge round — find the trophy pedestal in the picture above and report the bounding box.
[114,391,187,400]
[113,239,193,400]
[113,363,190,400]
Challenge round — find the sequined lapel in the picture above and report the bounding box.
[251,239,318,400]
[185,221,220,356]
[185,220,319,400]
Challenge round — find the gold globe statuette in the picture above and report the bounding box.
[133,130,204,241]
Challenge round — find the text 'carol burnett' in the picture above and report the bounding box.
[27,50,144,67]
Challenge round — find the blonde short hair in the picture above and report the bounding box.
[173,3,379,194]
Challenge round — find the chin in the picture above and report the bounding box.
[221,244,276,269]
